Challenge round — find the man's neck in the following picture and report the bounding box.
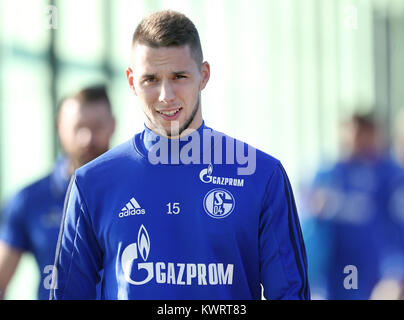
[146,119,204,140]
[67,160,78,176]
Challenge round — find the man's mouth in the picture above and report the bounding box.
[157,107,183,119]
[157,107,182,116]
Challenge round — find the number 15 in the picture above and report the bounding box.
[167,202,180,214]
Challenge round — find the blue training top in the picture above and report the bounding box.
[51,123,310,300]
[0,157,70,300]
[303,156,404,299]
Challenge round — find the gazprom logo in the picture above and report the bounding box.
[137,225,150,261]
[121,225,153,285]
[199,164,214,183]
[203,188,235,219]
[120,225,234,286]
[199,164,244,187]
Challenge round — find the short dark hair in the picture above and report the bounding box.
[57,85,112,118]
[132,10,203,67]
[73,85,111,112]
[351,111,377,131]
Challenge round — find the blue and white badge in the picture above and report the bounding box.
[203,188,235,219]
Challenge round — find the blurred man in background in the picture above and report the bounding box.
[393,108,404,168]
[0,85,115,299]
[302,111,404,299]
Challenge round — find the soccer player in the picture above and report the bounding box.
[51,10,310,300]
[303,112,404,299]
[393,107,404,168]
[0,86,115,299]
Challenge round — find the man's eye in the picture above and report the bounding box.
[143,78,156,84]
[174,75,186,79]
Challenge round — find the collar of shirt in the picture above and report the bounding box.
[139,121,210,165]
[50,156,71,199]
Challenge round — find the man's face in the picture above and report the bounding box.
[126,44,210,138]
[339,120,380,158]
[58,99,115,170]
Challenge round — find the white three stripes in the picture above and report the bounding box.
[121,197,141,212]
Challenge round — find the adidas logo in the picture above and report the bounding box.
[119,197,146,218]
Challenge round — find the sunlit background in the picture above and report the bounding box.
[1,0,404,299]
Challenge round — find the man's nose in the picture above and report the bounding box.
[77,127,93,148]
[158,80,175,103]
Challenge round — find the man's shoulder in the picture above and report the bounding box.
[1,174,53,215]
[12,174,52,201]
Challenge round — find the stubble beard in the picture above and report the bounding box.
[167,94,201,138]
[147,93,201,138]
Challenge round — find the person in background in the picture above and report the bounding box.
[302,111,404,299]
[370,107,404,300]
[393,107,404,168]
[0,85,115,299]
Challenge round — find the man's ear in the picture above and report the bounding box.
[126,67,137,96]
[199,61,210,91]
